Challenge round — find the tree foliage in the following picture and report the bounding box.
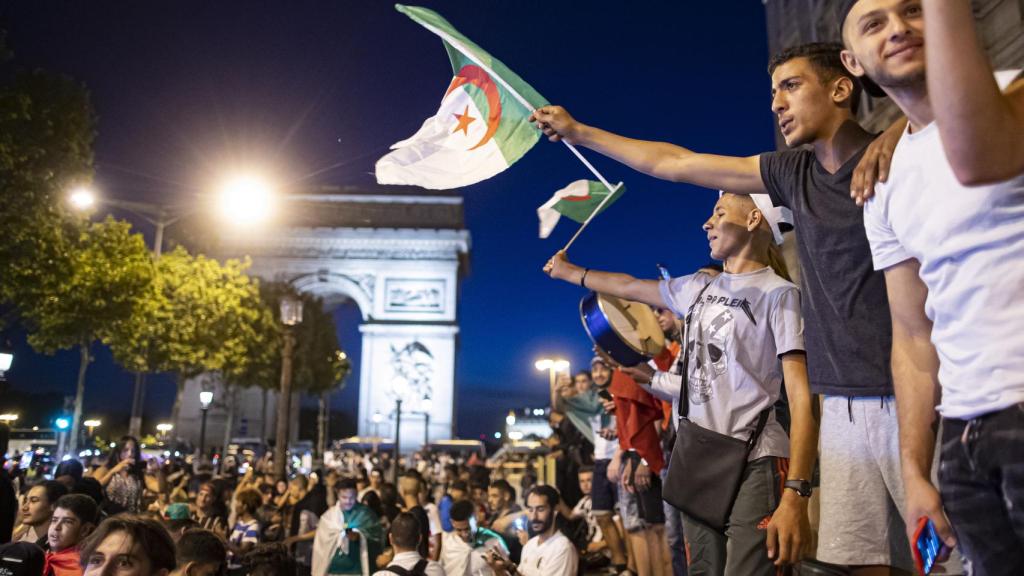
[223,283,349,395]
[105,246,273,378]
[23,217,152,355]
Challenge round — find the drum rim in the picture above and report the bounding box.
[593,293,665,357]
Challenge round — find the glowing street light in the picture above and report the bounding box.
[0,414,18,424]
[199,390,213,457]
[535,357,571,409]
[506,410,516,426]
[156,423,174,439]
[68,186,97,210]
[83,419,101,437]
[217,173,274,226]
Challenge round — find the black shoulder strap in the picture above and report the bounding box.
[677,280,714,418]
[385,566,413,576]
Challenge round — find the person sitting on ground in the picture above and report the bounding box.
[168,528,225,576]
[372,512,444,576]
[79,515,176,576]
[441,500,507,576]
[312,478,385,576]
[14,480,68,546]
[568,466,609,567]
[44,494,99,576]
[484,485,577,576]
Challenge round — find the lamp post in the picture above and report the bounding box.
[421,397,432,448]
[83,419,101,440]
[199,391,213,457]
[274,295,303,481]
[0,344,13,380]
[156,423,173,442]
[392,398,403,483]
[535,358,570,410]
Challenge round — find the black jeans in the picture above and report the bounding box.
[940,403,1024,575]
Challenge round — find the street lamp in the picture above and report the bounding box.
[535,357,570,410]
[68,186,96,210]
[0,346,13,378]
[67,181,276,439]
[506,410,516,427]
[217,174,274,226]
[199,391,213,458]
[156,423,173,441]
[274,295,303,481]
[83,419,101,438]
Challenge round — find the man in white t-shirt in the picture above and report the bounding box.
[484,486,577,576]
[841,0,1024,570]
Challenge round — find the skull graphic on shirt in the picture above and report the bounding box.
[686,306,733,404]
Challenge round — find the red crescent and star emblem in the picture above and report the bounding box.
[444,64,502,150]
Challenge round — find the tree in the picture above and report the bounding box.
[0,40,97,322]
[293,297,351,461]
[104,246,276,433]
[19,218,153,452]
[221,285,348,465]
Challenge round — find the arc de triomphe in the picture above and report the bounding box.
[209,186,470,449]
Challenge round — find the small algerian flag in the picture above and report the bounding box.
[537,180,625,239]
[375,5,549,190]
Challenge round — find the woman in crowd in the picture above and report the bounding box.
[93,437,160,515]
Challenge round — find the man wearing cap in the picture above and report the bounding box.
[532,41,910,572]
[840,0,1024,571]
[560,357,628,573]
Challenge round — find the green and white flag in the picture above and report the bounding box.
[537,180,625,239]
[375,4,549,189]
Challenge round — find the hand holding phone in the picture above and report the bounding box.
[913,517,951,575]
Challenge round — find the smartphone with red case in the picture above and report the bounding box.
[912,517,950,575]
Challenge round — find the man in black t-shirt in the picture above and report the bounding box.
[531,43,913,573]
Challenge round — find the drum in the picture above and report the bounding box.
[580,291,665,366]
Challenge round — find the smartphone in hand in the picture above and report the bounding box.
[913,517,951,575]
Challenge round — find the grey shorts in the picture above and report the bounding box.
[817,396,914,570]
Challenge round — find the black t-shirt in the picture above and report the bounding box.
[760,148,893,396]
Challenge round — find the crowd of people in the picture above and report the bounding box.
[0,434,609,576]
[2,1,1021,575]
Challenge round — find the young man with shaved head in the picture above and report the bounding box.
[533,42,910,572]
[840,0,1024,571]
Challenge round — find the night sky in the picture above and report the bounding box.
[0,2,774,440]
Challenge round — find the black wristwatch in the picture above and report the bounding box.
[784,479,812,498]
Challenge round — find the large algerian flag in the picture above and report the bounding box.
[375,4,549,189]
[537,180,625,239]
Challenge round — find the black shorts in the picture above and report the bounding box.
[592,458,617,513]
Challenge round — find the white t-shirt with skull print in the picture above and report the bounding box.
[659,267,803,461]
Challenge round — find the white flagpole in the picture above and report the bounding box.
[416,21,620,250]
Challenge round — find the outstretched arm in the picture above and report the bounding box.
[543,251,666,308]
[924,0,1024,185]
[530,106,766,194]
